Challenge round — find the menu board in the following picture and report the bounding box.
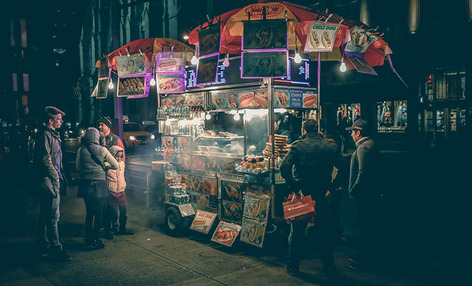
[197,55,219,84]
[304,23,340,52]
[274,88,318,109]
[211,221,241,247]
[243,19,287,50]
[157,74,185,94]
[242,51,288,79]
[221,181,243,202]
[116,55,146,76]
[190,210,217,234]
[240,218,266,248]
[96,78,109,99]
[117,75,146,97]
[221,200,243,223]
[242,193,270,222]
[198,25,221,57]
[156,52,186,73]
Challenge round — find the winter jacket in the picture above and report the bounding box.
[348,137,381,200]
[76,128,119,181]
[100,132,126,161]
[33,126,63,197]
[105,145,126,193]
[280,133,347,200]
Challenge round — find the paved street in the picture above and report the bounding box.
[0,149,469,285]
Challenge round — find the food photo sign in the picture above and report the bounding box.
[345,52,378,76]
[274,88,318,109]
[116,55,146,76]
[211,221,241,247]
[190,210,217,234]
[243,193,270,222]
[157,73,185,94]
[241,51,288,78]
[117,75,147,97]
[240,218,266,248]
[196,24,221,85]
[304,23,340,52]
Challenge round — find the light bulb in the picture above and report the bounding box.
[150,77,156,86]
[108,81,114,89]
[339,62,347,72]
[233,113,240,121]
[223,55,230,67]
[294,52,302,64]
[183,35,189,40]
[205,113,211,120]
[191,55,198,65]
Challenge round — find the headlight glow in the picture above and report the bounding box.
[151,134,155,140]
[129,136,136,141]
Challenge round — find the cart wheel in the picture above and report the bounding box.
[165,206,183,233]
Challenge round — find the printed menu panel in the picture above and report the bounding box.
[221,200,243,223]
[190,210,217,234]
[243,193,270,222]
[240,218,266,248]
[211,221,241,247]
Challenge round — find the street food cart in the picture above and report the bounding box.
[150,56,318,248]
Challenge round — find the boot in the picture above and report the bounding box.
[111,223,119,234]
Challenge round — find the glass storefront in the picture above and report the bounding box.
[377,100,407,133]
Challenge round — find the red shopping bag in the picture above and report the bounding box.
[283,193,316,224]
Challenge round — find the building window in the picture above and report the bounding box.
[12,73,18,92]
[20,18,27,48]
[23,74,29,92]
[377,100,407,133]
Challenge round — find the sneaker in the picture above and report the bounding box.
[52,251,72,262]
[285,265,300,276]
[93,239,105,249]
[118,229,134,235]
[111,224,119,234]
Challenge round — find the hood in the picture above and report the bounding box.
[109,145,124,157]
[81,127,100,145]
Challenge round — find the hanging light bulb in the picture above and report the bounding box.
[294,49,302,64]
[339,61,347,72]
[233,113,240,121]
[223,54,230,67]
[108,81,114,89]
[191,55,198,65]
[150,76,156,86]
[205,113,212,120]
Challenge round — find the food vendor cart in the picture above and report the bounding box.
[151,56,318,248]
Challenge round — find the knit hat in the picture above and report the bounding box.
[98,116,112,129]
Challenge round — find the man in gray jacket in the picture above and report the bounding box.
[346,119,381,270]
[34,106,71,262]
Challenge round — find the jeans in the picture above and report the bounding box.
[287,198,335,270]
[38,192,62,252]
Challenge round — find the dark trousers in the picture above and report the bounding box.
[355,198,376,260]
[287,198,336,270]
[83,196,105,242]
[104,204,127,232]
[38,193,62,252]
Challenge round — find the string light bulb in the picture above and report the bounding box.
[191,55,198,65]
[294,51,302,64]
[150,77,156,86]
[205,113,212,120]
[339,61,347,72]
[233,113,241,121]
[108,81,114,89]
[223,54,230,67]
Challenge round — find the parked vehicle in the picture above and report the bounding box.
[123,122,155,148]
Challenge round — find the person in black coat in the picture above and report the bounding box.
[280,119,346,279]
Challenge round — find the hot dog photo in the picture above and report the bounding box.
[254,90,268,108]
[303,93,317,108]
[275,90,289,107]
[238,92,254,108]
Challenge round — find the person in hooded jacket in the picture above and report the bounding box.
[103,145,133,240]
[75,127,119,249]
[34,106,71,262]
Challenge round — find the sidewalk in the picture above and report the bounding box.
[1,181,467,286]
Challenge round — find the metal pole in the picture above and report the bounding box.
[112,1,123,139]
[317,52,321,133]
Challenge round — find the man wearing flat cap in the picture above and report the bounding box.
[98,116,125,161]
[345,119,381,270]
